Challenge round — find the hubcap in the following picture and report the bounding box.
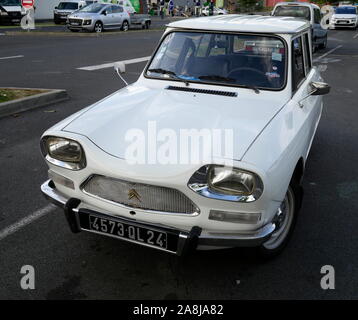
[95,23,102,32]
[263,186,295,250]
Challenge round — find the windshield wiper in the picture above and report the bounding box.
[148,68,189,86]
[198,75,235,83]
[148,68,177,77]
[239,84,260,94]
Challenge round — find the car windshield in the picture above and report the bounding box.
[58,2,79,10]
[146,31,286,90]
[273,6,311,21]
[335,7,356,14]
[0,0,21,5]
[79,3,105,12]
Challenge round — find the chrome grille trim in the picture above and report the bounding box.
[81,175,200,216]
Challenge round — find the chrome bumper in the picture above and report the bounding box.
[41,180,275,253]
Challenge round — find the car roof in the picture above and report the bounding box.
[167,15,311,34]
[274,2,320,9]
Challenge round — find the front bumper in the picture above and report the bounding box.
[332,22,357,28]
[41,179,275,255]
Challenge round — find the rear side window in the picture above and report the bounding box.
[303,33,312,74]
[292,37,305,91]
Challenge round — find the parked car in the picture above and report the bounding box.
[201,6,227,16]
[330,5,358,29]
[0,0,25,25]
[54,0,87,24]
[67,2,130,32]
[40,15,330,258]
[130,12,151,29]
[272,2,328,51]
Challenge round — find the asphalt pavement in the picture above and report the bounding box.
[0,26,357,299]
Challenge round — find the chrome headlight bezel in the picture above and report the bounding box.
[188,165,264,203]
[40,136,86,170]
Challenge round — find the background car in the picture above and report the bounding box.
[272,2,328,51]
[54,0,87,24]
[67,2,130,32]
[201,7,227,16]
[330,5,358,29]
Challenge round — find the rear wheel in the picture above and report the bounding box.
[257,181,302,259]
[145,21,150,29]
[94,21,103,33]
[121,20,129,31]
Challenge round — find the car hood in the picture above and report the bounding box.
[62,84,287,161]
[333,14,357,19]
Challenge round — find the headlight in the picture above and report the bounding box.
[83,19,92,25]
[1,11,8,16]
[188,165,263,202]
[41,136,86,170]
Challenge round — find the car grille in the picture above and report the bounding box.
[81,175,200,215]
[69,18,82,25]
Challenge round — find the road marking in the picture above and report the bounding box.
[0,204,55,241]
[0,55,24,60]
[314,45,342,62]
[354,33,358,39]
[77,56,151,71]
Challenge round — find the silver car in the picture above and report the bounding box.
[67,3,130,33]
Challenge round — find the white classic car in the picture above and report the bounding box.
[40,15,329,258]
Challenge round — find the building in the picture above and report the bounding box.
[35,0,61,19]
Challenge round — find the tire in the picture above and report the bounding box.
[257,180,303,259]
[318,38,327,50]
[145,21,150,29]
[121,20,129,31]
[54,20,61,25]
[94,21,103,33]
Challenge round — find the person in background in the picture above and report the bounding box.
[169,0,174,16]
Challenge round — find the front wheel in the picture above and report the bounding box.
[258,181,302,259]
[319,38,327,49]
[94,21,103,33]
[121,20,129,31]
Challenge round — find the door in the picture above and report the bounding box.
[101,5,113,28]
[290,33,323,159]
[111,5,123,28]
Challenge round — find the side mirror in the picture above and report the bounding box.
[102,10,107,15]
[114,61,125,74]
[310,81,330,95]
[55,6,58,9]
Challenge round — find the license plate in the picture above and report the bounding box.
[71,22,80,26]
[89,215,168,249]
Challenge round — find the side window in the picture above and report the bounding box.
[314,8,321,24]
[292,36,305,91]
[105,6,112,14]
[303,33,312,75]
[111,6,120,13]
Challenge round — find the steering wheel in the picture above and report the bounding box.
[227,67,270,86]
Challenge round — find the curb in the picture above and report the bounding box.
[0,88,69,118]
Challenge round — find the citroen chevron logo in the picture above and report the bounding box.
[128,189,141,202]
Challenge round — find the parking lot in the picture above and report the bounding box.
[0,25,357,299]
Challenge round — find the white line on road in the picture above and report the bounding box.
[0,55,24,60]
[314,45,342,62]
[0,204,55,241]
[354,33,358,39]
[77,56,151,71]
